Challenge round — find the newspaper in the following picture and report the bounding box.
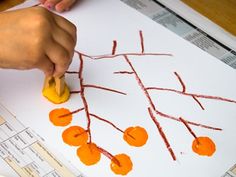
[121,0,236,69]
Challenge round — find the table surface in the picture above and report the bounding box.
[0,0,26,11]
[181,0,236,36]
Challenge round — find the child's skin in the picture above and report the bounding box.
[0,0,77,77]
[40,0,77,12]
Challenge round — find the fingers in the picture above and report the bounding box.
[39,0,47,4]
[50,16,76,77]
[42,0,61,9]
[53,13,77,42]
[52,25,75,59]
[45,38,72,77]
[31,6,76,77]
[55,0,76,12]
[42,11,76,77]
[37,55,55,77]
[42,0,77,12]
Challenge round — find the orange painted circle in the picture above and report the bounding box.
[110,154,133,175]
[123,126,148,147]
[192,136,216,156]
[49,108,72,126]
[77,143,101,166]
[62,126,88,146]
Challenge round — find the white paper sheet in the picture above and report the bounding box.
[0,0,236,177]
[6,0,39,11]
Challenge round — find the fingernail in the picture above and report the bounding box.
[55,4,65,12]
[45,2,53,10]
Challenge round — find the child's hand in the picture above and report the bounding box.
[0,7,77,77]
[40,0,77,12]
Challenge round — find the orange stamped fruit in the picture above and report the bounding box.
[123,126,148,147]
[62,126,88,146]
[77,143,101,166]
[49,108,72,126]
[110,154,133,175]
[192,136,216,156]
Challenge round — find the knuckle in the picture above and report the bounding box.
[34,6,50,16]
[31,7,52,30]
[35,17,50,30]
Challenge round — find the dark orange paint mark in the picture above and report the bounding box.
[49,108,72,126]
[123,126,148,147]
[110,154,133,175]
[77,143,101,166]
[192,136,216,156]
[62,126,88,146]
